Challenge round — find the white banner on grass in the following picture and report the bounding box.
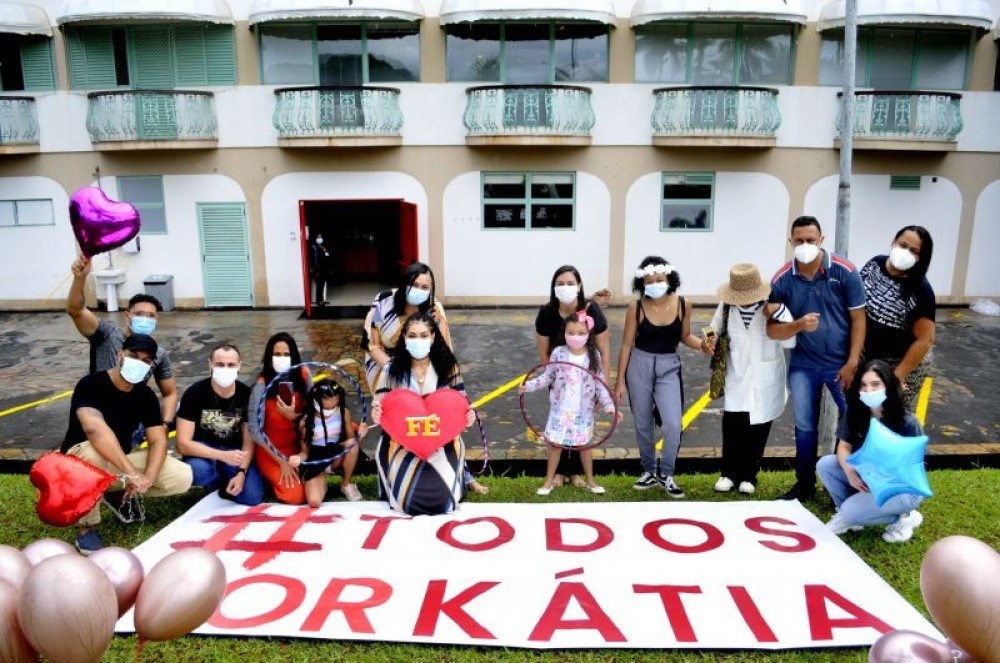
[117,496,940,650]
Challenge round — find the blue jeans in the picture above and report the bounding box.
[817,454,924,525]
[788,364,847,485]
[184,444,264,506]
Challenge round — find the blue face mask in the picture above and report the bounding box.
[130,315,156,336]
[644,283,669,299]
[859,389,887,410]
[120,356,151,384]
[406,287,431,306]
[405,337,432,360]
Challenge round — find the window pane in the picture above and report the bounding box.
[0,38,26,90]
[662,203,711,229]
[484,204,526,228]
[819,32,866,86]
[446,23,501,81]
[915,31,967,89]
[531,173,574,198]
[136,205,166,234]
[664,182,712,199]
[15,200,53,225]
[870,29,915,89]
[118,176,163,204]
[0,202,14,227]
[531,203,573,228]
[367,22,420,82]
[691,24,736,85]
[504,23,551,84]
[635,24,687,83]
[317,24,363,86]
[484,174,526,198]
[260,24,314,84]
[553,23,608,82]
[740,24,791,84]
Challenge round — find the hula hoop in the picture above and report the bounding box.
[256,361,368,467]
[518,360,620,452]
[469,408,489,475]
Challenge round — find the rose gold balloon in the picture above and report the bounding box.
[21,538,75,566]
[921,535,1000,663]
[133,548,226,641]
[868,629,952,663]
[0,545,31,591]
[88,547,145,617]
[0,579,37,663]
[17,554,117,663]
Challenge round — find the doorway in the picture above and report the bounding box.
[299,198,418,319]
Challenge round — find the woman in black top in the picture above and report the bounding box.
[534,265,611,489]
[615,256,709,498]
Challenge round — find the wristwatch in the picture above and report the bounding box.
[237,467,248,476]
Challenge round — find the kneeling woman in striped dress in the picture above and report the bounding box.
[371,312,475,515]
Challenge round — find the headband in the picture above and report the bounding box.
[575,310,595,331]
[635,263,673,279]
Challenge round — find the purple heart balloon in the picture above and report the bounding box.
[69,186,141,258]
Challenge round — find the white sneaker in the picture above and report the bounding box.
[663,476,685,499]
[826,513,863,535]
[883,511,924,543]
[340,483,362,502]
[738,482,755,495]
[714,477,734,492]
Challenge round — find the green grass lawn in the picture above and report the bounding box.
[3,468,997,662]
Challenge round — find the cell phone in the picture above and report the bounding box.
[278,381,294,403]
[702,327,717,342]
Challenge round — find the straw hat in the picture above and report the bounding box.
[717,263,770,306]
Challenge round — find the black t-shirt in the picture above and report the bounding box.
[861,256,936,361]
[61,371,163,454]
[534,301,609,353]
[177,377,250,450]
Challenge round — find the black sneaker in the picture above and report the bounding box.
[778,483,816,501]
[633,472,660,490]
[663,476,685,499]
[102,491,144,524]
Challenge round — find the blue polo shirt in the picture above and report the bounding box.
[769,250,866,369]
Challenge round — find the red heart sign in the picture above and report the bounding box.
[379,388,470,461]
[30,452,116,527]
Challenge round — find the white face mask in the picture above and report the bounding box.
[405,337,432,360]
[644,283,668,299]
[794,243,820,265]
[272,355,292,373]
[859,389,887,410]
[889,246,918,272]
[212,367,239,389]
[406,286,431,306]
[120,356,151,385]
[553,285,579,305]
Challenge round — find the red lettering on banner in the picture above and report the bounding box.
[545,518,614,553]
[642,519,724,553]
[412,580,500,639]
[436,517,515,552]
[633,585,702,642]
[804,584,893,640]
[359,514,410,550]
[209,574,306,629]
[727,586,778,643]
[529,582,626,642]
[744,517,817,552]
[300,578,393,634]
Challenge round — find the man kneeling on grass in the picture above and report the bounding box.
[61,334,193,554]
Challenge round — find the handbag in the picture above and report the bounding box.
[709,304,730,400]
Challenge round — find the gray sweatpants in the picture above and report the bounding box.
[626,348,683,476]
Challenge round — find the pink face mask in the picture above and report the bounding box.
[566,334,589,350]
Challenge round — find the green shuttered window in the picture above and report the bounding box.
[66,24,236,89]
[197,203,253,307]
[19,38,56,90]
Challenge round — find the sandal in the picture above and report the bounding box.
[570,475,587,489]
[536,485,554,496]
[587,484,605,495]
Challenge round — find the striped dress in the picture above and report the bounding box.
[374,363,465,516]
[363,291,449,393]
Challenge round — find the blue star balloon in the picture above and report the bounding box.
[846,418,933,507]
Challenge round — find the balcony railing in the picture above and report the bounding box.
[652,86,780,144]
[0,96,40,148]
[273,86,403,143]
[838,91,962,144]
[464,85,594,143]
[86,90,218,146]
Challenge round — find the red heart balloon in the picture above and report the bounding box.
[379,389,470,461]
[30,452,116,527]
[69,186,141,258]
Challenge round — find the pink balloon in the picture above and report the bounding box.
[0,579,37,663]
[133,548,226,642]
[69,186,140,258]
[946,639,980,662]
[88,547,145,617]
[21,538,75,566]
[0,545,31,591]
[17,555,117,663]
[921,535,1000,663]
[869,629,953,662]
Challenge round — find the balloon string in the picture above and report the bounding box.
[39,271,73,301]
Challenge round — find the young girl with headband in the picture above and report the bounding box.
[521,311,620,495]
